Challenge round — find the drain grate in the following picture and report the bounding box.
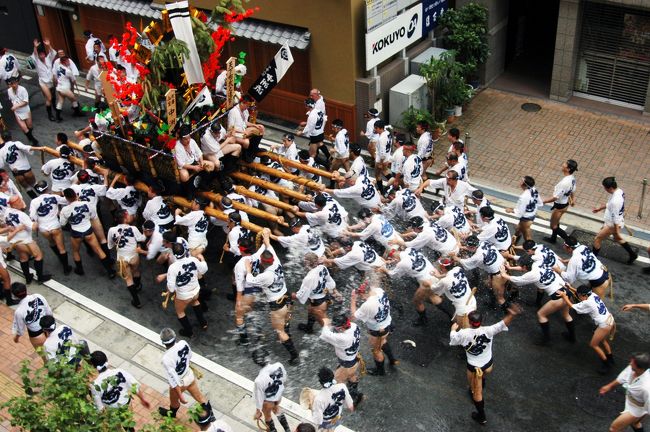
[521,102,542,112]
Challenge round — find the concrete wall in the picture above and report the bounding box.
[549,0,581,102]
[187,0,364,106]
[551,0,650,107]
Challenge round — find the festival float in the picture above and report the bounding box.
[46,0,332,235]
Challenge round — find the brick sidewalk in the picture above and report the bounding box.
[449,88,650,231]
[0,304,197,432]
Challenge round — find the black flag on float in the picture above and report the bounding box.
[248,42,294,102]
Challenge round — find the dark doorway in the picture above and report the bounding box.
[491,0,561,98]
[0,0,40,52]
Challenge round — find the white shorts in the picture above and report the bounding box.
[188,238,208,251]
[375,154,390,164]
[39,224,62,234]
[39,79,53,87]
[623,397,647,418]
[597,314,615,329]
[178,368,195,388]
[117,251,139,263]
[334,152,349,160]
[604,221,624,229]
[176,286,200,301]
[405,181,421,192]
[15,110,30,121]
[454,295,477,316]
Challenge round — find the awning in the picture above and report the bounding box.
[61,0,161,19]
[230,19,311,50]
[32,0,75,12]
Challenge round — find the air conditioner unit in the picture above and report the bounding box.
[389,74,428,127]
[410,47,449,75]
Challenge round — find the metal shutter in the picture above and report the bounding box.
[573,1,650,109]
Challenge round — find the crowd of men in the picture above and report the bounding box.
[2,35,650,432]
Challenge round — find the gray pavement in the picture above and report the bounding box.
[1,60,650,432]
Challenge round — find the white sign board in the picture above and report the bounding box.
[397,0,420,10]
[365,3,423,70]
[366,0,398,32]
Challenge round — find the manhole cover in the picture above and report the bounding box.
[521,102,542,112]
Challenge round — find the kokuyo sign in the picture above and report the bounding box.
[365,3,423,70]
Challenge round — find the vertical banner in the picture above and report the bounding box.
[166,1,205,84]
[98,71,122,127]
[165,89,177,130]
[422,0,447,34]
[181,86,213,119]
[248,42,294,103]
[226,57,236,109]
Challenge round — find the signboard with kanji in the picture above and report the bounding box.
[165,89,177,130]
[422,0,447,33]
[248,42,294,103]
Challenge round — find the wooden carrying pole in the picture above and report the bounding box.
[65,141,287,225]
[239,161,325,191]
[230,172,312,202]
[194,190,287,227]
[258,151,333,180]
[232,185,296,213]
[39,147,269,234]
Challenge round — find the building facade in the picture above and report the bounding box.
[26,0,650,138]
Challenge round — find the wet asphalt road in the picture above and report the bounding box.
[2,76,650,432]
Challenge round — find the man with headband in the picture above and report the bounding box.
[319,313,364,407]
[466,189,491,229]
[165,241,209,337]
[233,236,264,346]
[89,350,150,421]
[347,207,401,257]
[449,307,518,425]
[251,348,291,432]
[381,187,427,222]
[505,176,543,244]
[324,171,381,210]
[295,193,348,240]
[557,285,615,374]
[292,252,339,334]
[599,353,650,432]
[557,236,610,300]
[276,217,325,258]
[416,170,476,209]
[430,258,477,329]
[11,282,52,351]
[158,327,212,419]
[592,176,637,264]
[322,239,385,273]
[542,159,578,244]
[311,367,354,432]
[392,216,458,257]
[245,229,299,365]
[350,281,398,376]
[451,235,506,312]
[40,315,84,365]
[502,254,573,345]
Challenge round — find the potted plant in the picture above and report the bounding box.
[434,52,466,117]
[400,107,434,141]
[439,2,490,86]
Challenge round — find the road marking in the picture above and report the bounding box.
[258,137,650,265]
[6,263,346,430]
